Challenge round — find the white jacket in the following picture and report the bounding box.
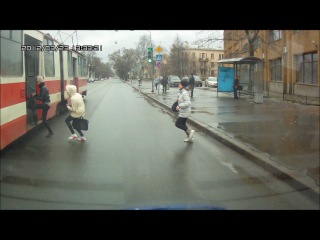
[177,88,191,118]
[66,85,85,118]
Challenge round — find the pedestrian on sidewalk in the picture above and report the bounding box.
[175,78,195,142]
[65,84,87,142]
[188,73,195,98]
[31,76,54,138]
[153,77,159,90]
[234,76,240,99]
[162,75,168,94]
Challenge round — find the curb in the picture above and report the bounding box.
[130,82,319,203]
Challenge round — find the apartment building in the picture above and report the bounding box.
[184,48,224,80]
[223,30,319,105]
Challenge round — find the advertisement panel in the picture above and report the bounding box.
[217,66,234,92]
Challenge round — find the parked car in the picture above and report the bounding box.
[88,77,95,83]
[168,75,181,87]
[205,77,218,88]
[193,75,202,87]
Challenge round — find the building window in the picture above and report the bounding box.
[211,53,214,59]
[210,70,214,76]
[0,30,22,76]
[43,38,55,77]
[211,62,214,68]
[269,30,281,42]
[270,58,282,81]
[296,52,318,85]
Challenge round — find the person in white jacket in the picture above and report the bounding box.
[175,79,195,142]
[65,85,86,142]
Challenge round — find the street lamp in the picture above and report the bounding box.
[146,30,154,93]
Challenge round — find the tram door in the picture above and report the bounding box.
[24,35,40,126]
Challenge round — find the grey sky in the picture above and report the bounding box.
[41,30,223,62]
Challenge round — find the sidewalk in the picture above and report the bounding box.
[127,79,319,200]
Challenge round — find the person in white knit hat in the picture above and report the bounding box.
[65,84,86,142]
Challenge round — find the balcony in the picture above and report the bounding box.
[198,57,209,62]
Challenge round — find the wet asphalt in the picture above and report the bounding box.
[128,79,319,200]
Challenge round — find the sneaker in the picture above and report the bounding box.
[46,132,54,138]
[188,130,195,140]
[77,136,86,142]
[68,134,77,140]
[184,138,194,142]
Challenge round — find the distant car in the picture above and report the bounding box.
[193,75,202,87]
[205,77,218,88]
[168,75,181,87]
[88,77,95,83]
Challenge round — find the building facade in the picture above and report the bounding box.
[223,30,319,105]
[151,47,224,80]
[184,48,224,80]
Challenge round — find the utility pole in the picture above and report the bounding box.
[146,30,154,93]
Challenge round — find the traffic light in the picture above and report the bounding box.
[147,47,153,63]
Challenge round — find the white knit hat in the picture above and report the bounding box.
[36,76,44,83]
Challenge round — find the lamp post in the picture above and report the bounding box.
[146,30,154,93]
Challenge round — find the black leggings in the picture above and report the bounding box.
[175,117,188,134]
[65,115,84,137]
[35,103,53,134]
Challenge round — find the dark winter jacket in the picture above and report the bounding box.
[162,76,168,85]
[34,82,51,105]
[188,75,195,85]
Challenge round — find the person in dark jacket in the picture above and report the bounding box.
[162,75,168,94]
[32,76,54,138]
[188,73,195,98]
[234,76,240,99]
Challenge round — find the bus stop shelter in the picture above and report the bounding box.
[217,56,264,103]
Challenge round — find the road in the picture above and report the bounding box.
[0,79,318,209]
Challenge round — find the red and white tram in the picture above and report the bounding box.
[0,30,88,150]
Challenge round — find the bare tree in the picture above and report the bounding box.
[135,34,153,79]
[193,30,224,49]
[244,30,260,56]
[108,48,137,80]
[169,35,190,77]
[195,30,260,57]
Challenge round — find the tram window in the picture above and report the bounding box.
[0,30,10,38]
[68,51,73,77]
[11,30,22,43]
[27,52,36,76]
[44,51,55,77]
[0,30,23,76]
[43,38,55,77]
[78,56,87,77]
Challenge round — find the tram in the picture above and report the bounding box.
[0,30,88,150]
